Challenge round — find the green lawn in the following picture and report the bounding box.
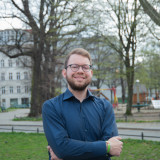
[0,132,48,160]
[0,132,160,160]
[112,139,160,160]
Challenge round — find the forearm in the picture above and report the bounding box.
[44,125,107,159]
[43,111,107,159]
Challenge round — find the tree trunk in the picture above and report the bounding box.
[125,66,134,115]
[29,52,42,117]
[126,84,133,115]
[120,77,126,103]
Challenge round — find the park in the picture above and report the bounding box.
[0,104,160,159]
[0,0,160,159]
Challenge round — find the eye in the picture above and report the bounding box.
[71,64,78,68]
[83,65,90,69]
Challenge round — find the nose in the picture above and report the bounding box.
[78,66,84,72]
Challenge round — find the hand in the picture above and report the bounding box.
[107,136,123,156]
[47,146,63,160]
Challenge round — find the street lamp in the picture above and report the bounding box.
[136,79,140,112]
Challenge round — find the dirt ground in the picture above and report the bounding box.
[114,104,160,121]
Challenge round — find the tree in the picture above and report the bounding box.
[135,42,160,97]
[96,0,143,115]
[79,35,120,89]
[139,0,160,26]
[139,0,160,41]
[139,0,160,96]
[0,0,88,117]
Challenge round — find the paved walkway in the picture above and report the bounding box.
[0,109,42,125]
[0,108,160,128]
[0,109,160,141]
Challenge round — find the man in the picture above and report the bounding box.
[42,48,123,160]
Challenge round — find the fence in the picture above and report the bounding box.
[0,124,160,141]
[118,127,160,141]
[119,132,160,141]
[115,114,160,122]
[0,124,44,133]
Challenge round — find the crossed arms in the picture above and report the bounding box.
[42,100,123,160]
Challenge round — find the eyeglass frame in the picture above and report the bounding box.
[65,64,92,72]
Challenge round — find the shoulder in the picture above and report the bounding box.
[42,93,64,112]
[93,97,112,108]
[92,97,114,114]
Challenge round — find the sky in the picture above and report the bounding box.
[0,18,23,30]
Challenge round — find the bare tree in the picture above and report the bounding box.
[0,0,88,117]
[139,0,160,26]
[98,0,142,115]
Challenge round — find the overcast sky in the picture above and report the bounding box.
[0,18,23,30]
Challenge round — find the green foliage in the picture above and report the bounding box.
[55,88,62,96]
[135,49,160,91]
[13,116,42,121]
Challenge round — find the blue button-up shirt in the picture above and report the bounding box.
[42,89,118,160]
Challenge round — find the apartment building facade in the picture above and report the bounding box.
[0,29,32,108]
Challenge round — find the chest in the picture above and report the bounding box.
[61,100,105,141]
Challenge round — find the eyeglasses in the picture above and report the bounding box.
[66,64,92,72]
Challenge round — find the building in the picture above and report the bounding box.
[0,29,32,108]
[0,29,124,109]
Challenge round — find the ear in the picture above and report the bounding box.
[62,69,66,78]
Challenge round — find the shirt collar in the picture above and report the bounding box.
[63,88,95,101]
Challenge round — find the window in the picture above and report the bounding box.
[10,98,18,107]
[9,73,13,80]
[2,87,5,94]
[21,98,29,105]
[1,59,4,67]
[25,86,29,93]
[16,59,20,66]
[10,86,13,94]
[8,59,12,67]
[23,57,28,67]
[17,72,20,80]
[2,99,6,107]
[17,86,21,93]
[1,73,5,80]
[24,72,28,80]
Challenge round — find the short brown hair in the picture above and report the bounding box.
[64,48,92,68]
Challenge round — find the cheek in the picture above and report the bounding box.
[87,72,93,78]
[65,71,73,79]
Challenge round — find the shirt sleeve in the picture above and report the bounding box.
[101,99,118,141]
[42,100,107,160]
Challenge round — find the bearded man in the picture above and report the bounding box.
[42,48,123,160]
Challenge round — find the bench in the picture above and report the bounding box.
[132,104,150,112]
[1,106,7,112]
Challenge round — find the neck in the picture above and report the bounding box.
[68,86,88,102]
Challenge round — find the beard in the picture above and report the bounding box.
[66,74,91,91]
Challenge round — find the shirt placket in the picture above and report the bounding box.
[80,102,88,141]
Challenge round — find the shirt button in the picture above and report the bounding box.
[85,129,88,132]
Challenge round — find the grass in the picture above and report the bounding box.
[116,119,160,123]
[112,139,160,160]
[0,132,160,160]
[0,132,48,160]
[13,117,160,123]
[13,116,42,121]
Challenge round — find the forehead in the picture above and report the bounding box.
[68,54,90,65]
